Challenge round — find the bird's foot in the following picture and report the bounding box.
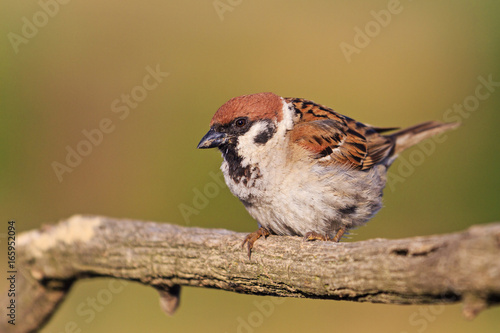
[242,227,270,260]
[303,227,346,242]
[331,227,346,242]
[303,231,329,241]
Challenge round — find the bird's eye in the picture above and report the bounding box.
[235,118,247,128]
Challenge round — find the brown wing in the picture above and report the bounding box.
[286,97,396,170]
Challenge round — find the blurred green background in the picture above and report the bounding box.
[1,0,500,332]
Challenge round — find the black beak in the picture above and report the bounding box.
[197,128,229,149]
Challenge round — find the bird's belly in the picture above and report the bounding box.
[238,164,388,237]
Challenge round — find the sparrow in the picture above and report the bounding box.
[197,92,459,259]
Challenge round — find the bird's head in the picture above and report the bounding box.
[197,92,286,152]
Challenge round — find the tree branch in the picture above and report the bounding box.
[5,215,500,332]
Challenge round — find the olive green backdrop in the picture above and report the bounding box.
[1,0,499,332]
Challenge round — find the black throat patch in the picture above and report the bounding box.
[220,145,261,186]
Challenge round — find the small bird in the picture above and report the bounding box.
[197,92,458,259]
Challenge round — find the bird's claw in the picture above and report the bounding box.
[242,227,270,260]
[303,227,346,242]
[331,227,345,242]
[303,231,328,242]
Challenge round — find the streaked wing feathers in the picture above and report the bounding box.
[286,98,395,170]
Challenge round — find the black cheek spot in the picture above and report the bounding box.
[254,122,276,145]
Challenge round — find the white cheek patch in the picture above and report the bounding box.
[236,121,270,165]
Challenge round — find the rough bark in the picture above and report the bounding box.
[4,215,500,332]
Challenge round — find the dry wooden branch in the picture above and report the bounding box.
[5,215,500,332]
